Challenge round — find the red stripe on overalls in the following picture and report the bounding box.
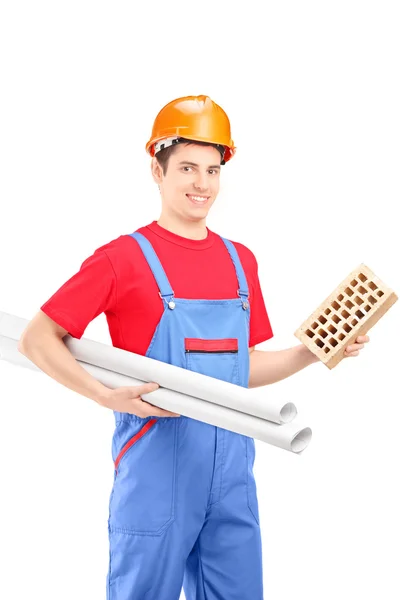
[185,338,238,352]
[114,418,157,473]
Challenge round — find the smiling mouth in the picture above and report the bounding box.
[186,194,210,204]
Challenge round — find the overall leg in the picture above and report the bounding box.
[183,433,264,600]
[106,417,184,599]
[106,416,218,600]
[106,527,186,600]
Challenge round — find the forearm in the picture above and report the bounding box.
[18,333,110,405]
[248,343,319,387]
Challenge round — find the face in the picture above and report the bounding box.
[151,143,222,224]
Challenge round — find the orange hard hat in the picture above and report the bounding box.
[145,95,236,164]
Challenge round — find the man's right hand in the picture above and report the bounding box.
[98,382,180,417]
[18,313,180,417]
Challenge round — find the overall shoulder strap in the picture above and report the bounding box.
[130,232,174,299]
[220,237,249,300]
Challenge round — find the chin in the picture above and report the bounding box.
[188,213,208,222]
[185,211,209,222]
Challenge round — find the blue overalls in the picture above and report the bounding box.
[106,232,263,600]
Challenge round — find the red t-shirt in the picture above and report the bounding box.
[40,221,273,354]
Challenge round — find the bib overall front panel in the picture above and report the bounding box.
[106,232,263,600]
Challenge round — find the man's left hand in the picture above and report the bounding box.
[344,334,370,357]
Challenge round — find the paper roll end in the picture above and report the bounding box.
[291,427,312,453]
[280,402,297,423]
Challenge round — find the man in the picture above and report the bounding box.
[19,95,369,600]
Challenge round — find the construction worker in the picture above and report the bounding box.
[19,95,369,599]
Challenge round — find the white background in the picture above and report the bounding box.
[1,1,399,598]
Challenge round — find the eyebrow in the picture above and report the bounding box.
[178,161,221,169]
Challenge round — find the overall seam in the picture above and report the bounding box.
[246,437,260,525]
[198,536,208,600]
[107,542,113,599]
[208,426,225,508]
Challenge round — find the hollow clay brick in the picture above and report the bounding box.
[294,264,398,369]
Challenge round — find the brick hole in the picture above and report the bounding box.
[318,329,328,338]
[329,337,338,347]
[315,338,324,348]
[327,324,337,334]
[365,305,371,312]
[368,295,377,305]
[358,273,367,282]
[306,329,315,338]
[318,315,327,324]
[351,318,358,326]
[345,300,354,309]
[368,281,378,291]
[345,287,354,296]
[354,296,363,305]
[377,290,384,297]
[325,308,331,315]
[358,285,367,295]
[338,333,346,341]
[332,314,341,324]
[355,310,364,319]
[343,323,352,333]
[324,347,330,354]
[311,322,318,329]
[350,279,358,287]
[342,309,350,318]
[331,301,340,310]
[337,294,344,301]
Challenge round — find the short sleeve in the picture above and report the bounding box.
[248,256,274,347]
[40,249,117,339]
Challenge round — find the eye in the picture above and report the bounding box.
[182,166,192,172]
[208,169,217,175]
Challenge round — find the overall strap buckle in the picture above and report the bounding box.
[237,289,249,310]
[159,291,176,310]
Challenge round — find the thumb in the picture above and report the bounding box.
[141,382,160,393]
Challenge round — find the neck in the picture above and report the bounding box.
[157,213,208,240]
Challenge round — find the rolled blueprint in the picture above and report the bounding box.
[0,311,296,425]
[0,334,312,453]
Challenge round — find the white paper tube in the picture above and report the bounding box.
[0,311,296,425]
[0,334,312,453]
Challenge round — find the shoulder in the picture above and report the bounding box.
[90,229,147,261]
[79,231,147,279]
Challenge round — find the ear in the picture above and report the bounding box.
[151,157,163,184]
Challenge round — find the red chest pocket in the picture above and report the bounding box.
[185,338,238,353]
[184,338,239,384]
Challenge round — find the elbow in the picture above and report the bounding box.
[17,311,67,357]
[18,329,39,356]
[18,334,31,356]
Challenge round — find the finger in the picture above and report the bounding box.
[346,344,364,354]
[136,405,163,418]
[133,382,159,397]
[139,400,179,418]
[356,335,369,343]
[345,350,359,357]
[159,409,181,417]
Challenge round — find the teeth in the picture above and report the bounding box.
[188,195,208,202]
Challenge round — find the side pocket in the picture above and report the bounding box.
[114,418,157,474]
[109,418,178,536]
[185,338,240,384]
[246,437,260,525]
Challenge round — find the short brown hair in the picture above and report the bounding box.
[155,138,224,175]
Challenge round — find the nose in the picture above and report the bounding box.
[193,171,209,192]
